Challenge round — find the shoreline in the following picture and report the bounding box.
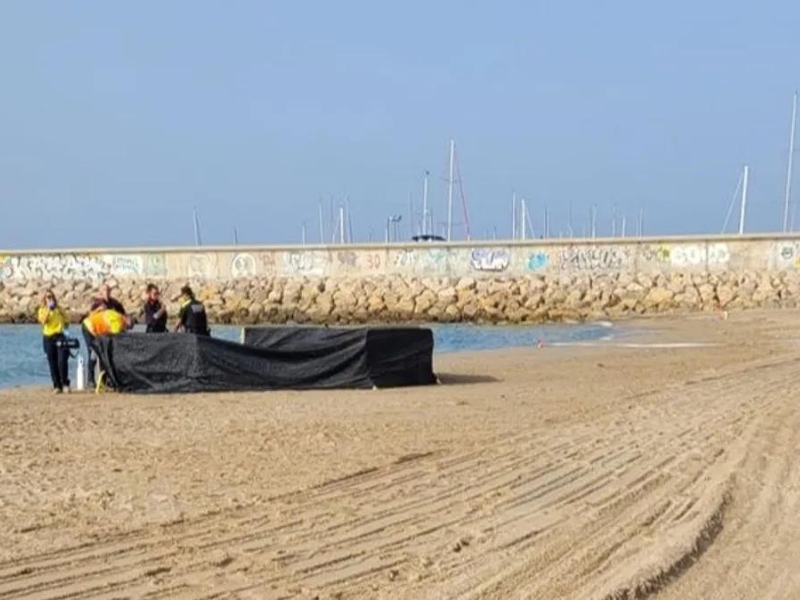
[1,310,798,598]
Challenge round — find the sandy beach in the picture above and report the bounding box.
[1,311,799,599]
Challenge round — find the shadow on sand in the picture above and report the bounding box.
[435,373,499,385]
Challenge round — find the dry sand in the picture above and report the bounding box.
[1,311,800,599]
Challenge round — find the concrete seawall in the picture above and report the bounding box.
[3,234,800,324]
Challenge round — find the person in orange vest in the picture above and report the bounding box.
[81,309,130,387]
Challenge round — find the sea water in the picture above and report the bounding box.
[0,322,613,390]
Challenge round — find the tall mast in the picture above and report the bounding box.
[621,213,627,238]
[447,139,455,241]
[511,192,517,240]
[301,222,306,245]
[739,165,749,235]
[339,205,346,244]
[318,199,325,243]
[784,92,798,233]
[520,198,527,240]
[422,170,430,236]
[192,206,202,246]
[590,204,597,239]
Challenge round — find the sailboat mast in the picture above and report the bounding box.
[739,165,749,235]
[784,92,798,233]
[422,171,430,236]
[511,192,517,240]
[192,207,202,246]
[447,140,455,241]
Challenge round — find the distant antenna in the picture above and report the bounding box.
[784,92,797,232]
[193,207,202,246]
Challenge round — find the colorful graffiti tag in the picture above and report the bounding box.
[470,248,510,272]
[526,251,550,271]
[559,246,628,270]
[0,254,110,280]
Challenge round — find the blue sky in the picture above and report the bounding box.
[1,1,798,249]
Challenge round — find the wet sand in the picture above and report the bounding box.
[1,311,799,599]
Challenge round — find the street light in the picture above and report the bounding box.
[386,214,403,243]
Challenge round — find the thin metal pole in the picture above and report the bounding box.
[339,205,346,244]
[621,214,626,238]
[520,198,527,240]
[447,139,455,241]
[739,165,749,235]
[511,192,517,240]
[422,171,429,236]
[784,92,797,232]
[318,200,325,243]
[591,204,597,239]
[233,227,239,245]
[193,207,202,246]
[301,222,306,245]
[385,218,390,243]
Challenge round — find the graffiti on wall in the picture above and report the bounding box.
[0,254,110,280]
[641,245,671,264]
[188,255,212,278]
[670,243,729,267]
[283,251,327,276]
[470,248,510,272]
[145,254,167,277]
[774,242,800,268]
[103,255,143,277]
[231,253,257,278]
[526,251,550,271]
[559,246,628,270]
[393,249,449,271]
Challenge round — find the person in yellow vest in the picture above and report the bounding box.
[37,290,71,394]
[81,308,130,387]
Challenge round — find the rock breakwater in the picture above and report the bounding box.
[1,270,797,325]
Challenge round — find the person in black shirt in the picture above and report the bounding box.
[143,283,167,333]
[175,285,210,336]
[89,283,126,316]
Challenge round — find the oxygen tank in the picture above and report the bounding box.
[76,354,86,392]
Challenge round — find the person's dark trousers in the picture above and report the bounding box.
[42,334,70,391]
[81,324,97,387]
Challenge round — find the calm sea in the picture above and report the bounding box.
[0,323,613,390]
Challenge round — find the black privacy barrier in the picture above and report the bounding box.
[92,327,436,394]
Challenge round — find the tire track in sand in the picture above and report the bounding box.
[0,353,798,599]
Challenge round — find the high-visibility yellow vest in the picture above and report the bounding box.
[83,310,126,336]
[38,306,68,337]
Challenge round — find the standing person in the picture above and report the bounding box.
[175,285,210,336]
[37,290,71,394]
[90,283,126,315]
[81,308,130,390]
[83,283,126,388]
[143,283,167,333]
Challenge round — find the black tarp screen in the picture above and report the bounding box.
[92,327,435,394]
